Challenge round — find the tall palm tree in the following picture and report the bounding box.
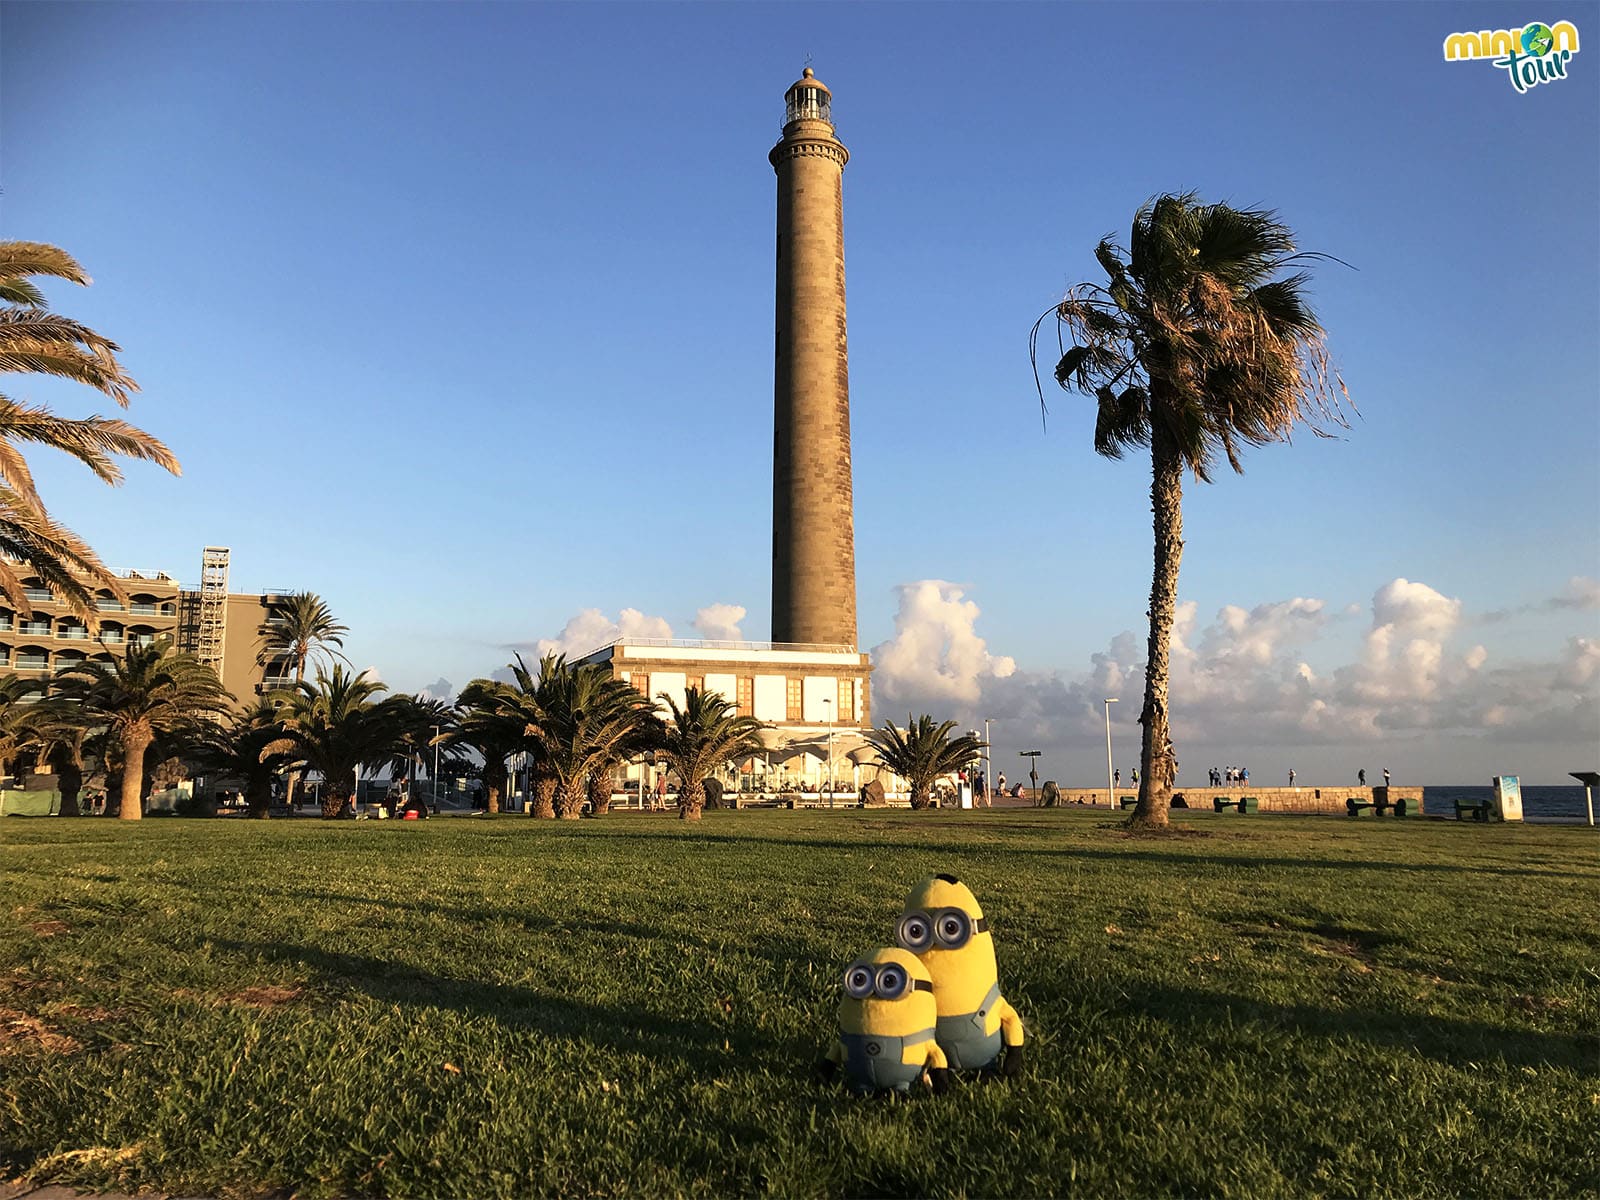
[193,699,296,819]
[258,591,348,808]
[655,687,766,822]
[450,679,523,814]
[258,591,349,684]
[864,715,986,810]
[500,653,566,819]
[1037,194,1348,829]
[262,665,403,818]
[0,241,180,621]
[54,637,233,820]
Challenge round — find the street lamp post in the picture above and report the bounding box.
[432,724,442,811]
[823,697,834,808]
[983,716,994,803]
[1104,698,1119,809]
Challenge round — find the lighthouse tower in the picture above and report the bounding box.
[769,67,857,650]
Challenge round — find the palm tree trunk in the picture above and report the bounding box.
[53,747,84,818]
[484,755,506,814]
[679,778,704,821]
[322,784,350,819]
[246,775,271,819]
[909,784,932,810]
[119,728,152,821]
[588,767,612,817]
[556,777,585,819]
[532,770,557,819]
[1132,426,1184,830]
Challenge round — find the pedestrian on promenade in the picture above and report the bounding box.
[1241,766,1249,784]
[997,771,1006,796]
[1383,768,1391,787]
[1358,768,1367,786]
[1114,768,1121,787]
[1288,768,1296,786]
[1131,767,1139,785]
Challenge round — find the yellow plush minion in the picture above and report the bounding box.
[823,947,950,1094]
[896,874,1024,1075]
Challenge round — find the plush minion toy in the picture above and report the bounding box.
[896,874,1024,1076]
[822,947,950,1095]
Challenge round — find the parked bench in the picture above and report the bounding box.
[1373,795,1409,818]
[1346,797,1375,817]
[1213,796,1238,812]
[1119,796,1139,810]
[1454,797,1489,822]
[1238,796,1259,814]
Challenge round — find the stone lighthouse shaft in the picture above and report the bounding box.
[769,68,858,650]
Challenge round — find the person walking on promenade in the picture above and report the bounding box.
[996,771,1007,796]
[1114,768,1121,787]
[1131,767,1139,785]
[1288,768,1296,786]
[1358,768,1367,786]
[1383,768,1391,787]
[1241,766,1249,785]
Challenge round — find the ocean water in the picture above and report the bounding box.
[1422,785,1596,824]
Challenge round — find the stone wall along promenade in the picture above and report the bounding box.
[1044,786,1424,814]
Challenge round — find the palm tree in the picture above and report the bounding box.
[0,674,47,790]
[263,665,403,818]
[1037,194,1348,829]
[258,591,348,685]
[258,591,348,807]
[864,715,986,810]
[53,637,233,820]
[193,699,296,819]
[379,694,458,809]
[509,654,656,819]
[450,679,522,814]
[16,692,91,816]
[655,687,766,822]
[0,241,180,621]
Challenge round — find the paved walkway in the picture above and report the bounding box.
[2,1184,216,1200]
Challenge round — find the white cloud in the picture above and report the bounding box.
[871,581,1015,710]
[1554,576,1600,611]
[862,575,1598,774]
[533,607,674,659]
[693,603,747,641]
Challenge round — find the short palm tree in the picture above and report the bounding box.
[1037,194,1347,829]
[450,679,523,813]
[0,241,180,620]
[655,687,765,821]
[54,637,234,820]
[16,692,91,816]
[865,715,986,810]
[193,699,296,819]
[379,694,458,807]
[511,654,656,819]
[263,665,403,818]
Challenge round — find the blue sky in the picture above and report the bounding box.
[3,2,1596,783]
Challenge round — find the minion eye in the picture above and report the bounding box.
[896,912,934,951]
[876,964,909,1000]
[935,910,971,948]
[844,964,875,999]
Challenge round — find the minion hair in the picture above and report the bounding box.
[935,873,960,884]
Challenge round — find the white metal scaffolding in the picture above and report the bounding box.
[196,546,229,675]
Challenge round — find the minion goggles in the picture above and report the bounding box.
[843,961,935,1000]
[896,908,989,952]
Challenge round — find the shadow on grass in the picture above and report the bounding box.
[216,938,791,1074]
[1126,982,1599,1071]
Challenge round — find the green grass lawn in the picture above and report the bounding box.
[2,809,1596,1199]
